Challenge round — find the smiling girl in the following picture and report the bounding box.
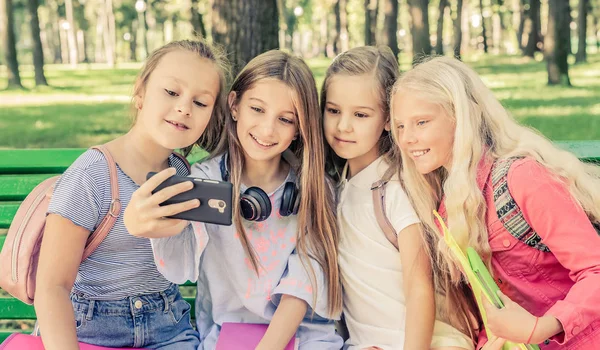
[391,56,600,350]
[127,50,344,350]
[322,46,474,350]
[34,40,229,350]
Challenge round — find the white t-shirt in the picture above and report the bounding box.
[337,156,473,350]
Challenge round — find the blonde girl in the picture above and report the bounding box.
[322,46,474,350]
[390,56,600,349]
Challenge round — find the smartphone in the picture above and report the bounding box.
[147,172,233,226]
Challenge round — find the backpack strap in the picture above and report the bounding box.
[371,180,399,250]
[81,145,121,261]
[491,157,550,252]
[171,152,191,172]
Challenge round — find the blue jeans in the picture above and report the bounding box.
[70,284,199,349]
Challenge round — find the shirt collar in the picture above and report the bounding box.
[339,156,391,189]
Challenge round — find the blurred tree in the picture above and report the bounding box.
[545,0,570,85]
[591,6,600,51]
[65,0,78,66]
[212,0,279,73]
[522,0,542,57]
[383,0,399,58]
[1,0,23,88]
[479,0,489,52]
[408,0,432,62]
[27,0,48,85]
[364,0,378,45]
[452,0,464,58]
[191,0,206,38]
[436,0,449,54]
[116,1,138,61]
[575,0,588,62]
[104,0,116,66]
[334,0,350,54]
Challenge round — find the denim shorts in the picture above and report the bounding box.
[70,284,199,349]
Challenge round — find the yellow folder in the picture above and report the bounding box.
[432,210,539,350]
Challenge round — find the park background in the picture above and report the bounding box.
[0,0,599,335]
[1,0,599,149]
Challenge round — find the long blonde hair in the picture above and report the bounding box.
[132,39,231,156]
[213,50,343,317]
[320,45,399,180]
[390,56,600,339]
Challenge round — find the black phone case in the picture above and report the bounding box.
[147,172,233,226]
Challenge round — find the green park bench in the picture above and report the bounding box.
[1,142,599,343]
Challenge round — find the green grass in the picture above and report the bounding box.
[1,54,599,149]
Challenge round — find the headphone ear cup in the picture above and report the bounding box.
[279,182,297,217]
[292,188,300,215]
[241,187,271,221]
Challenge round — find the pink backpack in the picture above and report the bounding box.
[0,145,120,305]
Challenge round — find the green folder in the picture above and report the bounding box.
[433,210,540,350]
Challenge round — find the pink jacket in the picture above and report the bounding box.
[439,157,600,349]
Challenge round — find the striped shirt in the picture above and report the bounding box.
[47,148,189,299]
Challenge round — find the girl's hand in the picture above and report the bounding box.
[482,290,537,344]
[124,167,199,238]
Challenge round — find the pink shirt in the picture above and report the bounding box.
[439,157,600,349]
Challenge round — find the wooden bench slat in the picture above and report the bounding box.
[0,299,36,319]
[0,296,195,322]
[555,141,600,162]
[0,296,196,343]
[0,202,19,229]
[0,148,208,175]
[0,149,85,174]
[0,175,57,201]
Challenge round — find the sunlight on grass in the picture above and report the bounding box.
[1,54,599,148]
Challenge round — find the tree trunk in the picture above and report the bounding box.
[408,0,432,62]
[595,13,600,50]
[522,0,541,56]
[1,0,23,89]
[212,0,279,74]
[340,0,349,52]
[545,0,571,85]
[65,0,78,66]
[436,0,448,54]
[103,0,116,67]
[452,0,464,58]
[365,0,378,45]
[383,0,400,59]
[130,20,138,61]
[334,0,350,54]
[479,0,489,52]
[517,0,525,50]
[191,0,207,38]
[575,0,587,63]
[491,0,506,51]
[334,1,341,53]
[26,0,48,85]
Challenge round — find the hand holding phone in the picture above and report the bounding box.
[147,171,233,226]
[125,168,197,239]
